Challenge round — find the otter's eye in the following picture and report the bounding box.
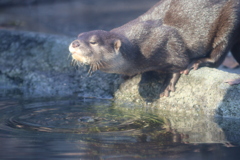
[89,41,97,45]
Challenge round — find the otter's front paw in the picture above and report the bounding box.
[160,85,176,97]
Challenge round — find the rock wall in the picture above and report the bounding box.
[0,29,118,99]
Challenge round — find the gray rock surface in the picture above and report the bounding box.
[0,29,239,118]
[0,29,118,99]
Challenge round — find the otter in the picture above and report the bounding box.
[69,0,240,97]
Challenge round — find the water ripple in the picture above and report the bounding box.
[1,99,156,136]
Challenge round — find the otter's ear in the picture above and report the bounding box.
[114,39,121,52]
[78,33,84,38]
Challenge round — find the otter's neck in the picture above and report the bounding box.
[100,34,146,76]
[100,52,141,76]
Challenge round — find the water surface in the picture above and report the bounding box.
[1,98,240,160]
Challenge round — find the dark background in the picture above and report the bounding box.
[0,0,159,36]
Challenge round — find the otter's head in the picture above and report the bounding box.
[69,30,122,73]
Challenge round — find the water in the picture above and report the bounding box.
[1,98,240,160]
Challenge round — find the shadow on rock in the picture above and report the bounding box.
[214,85,240,146]
[138,71,168,102]
[215,82,240,118]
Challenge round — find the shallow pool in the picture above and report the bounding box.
[0,98,240,160]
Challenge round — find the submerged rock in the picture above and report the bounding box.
[0,29,239,118]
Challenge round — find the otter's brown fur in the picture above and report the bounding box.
[69,0,240,97]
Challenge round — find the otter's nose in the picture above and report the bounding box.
[72,40,80,48]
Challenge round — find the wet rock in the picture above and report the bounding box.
[114,68,240,118]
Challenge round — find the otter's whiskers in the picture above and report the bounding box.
[87,60,107,76]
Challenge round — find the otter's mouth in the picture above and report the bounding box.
[69,43,90,64]
[69,41,108,75]
[71,53,90,65]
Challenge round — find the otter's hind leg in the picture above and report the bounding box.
[182,10,236,74]
[185,41,230,74]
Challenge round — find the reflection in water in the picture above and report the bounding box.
[0,99,240,159]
